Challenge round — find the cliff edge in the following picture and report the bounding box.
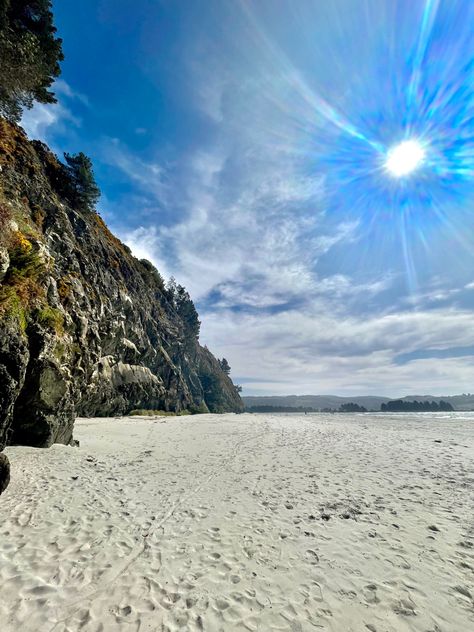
[0,121,243,490]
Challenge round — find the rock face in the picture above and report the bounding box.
[0,121,243,491]
[0,453,9,494]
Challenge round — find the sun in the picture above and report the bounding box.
[385,139,426,177]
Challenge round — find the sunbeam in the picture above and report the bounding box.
[407,0,441,119]
[238,0,383,153]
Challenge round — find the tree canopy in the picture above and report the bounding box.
[381,400,454,412]
[63,152,101,212]
[167,277,201,340]
[338,402,367,413]
[219,358,231,374]
[0,0,63,121]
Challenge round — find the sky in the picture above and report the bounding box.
[22,0,474,397]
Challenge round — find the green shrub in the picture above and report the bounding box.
[0,202,12,243]
[129,409,169,417]
[5,234,44,284]
[129,409,191,417]
[0,287,27,331]
[36,306,64,333]
[0,234,45,316]
[189,401,209,414]
[139,259,165,291]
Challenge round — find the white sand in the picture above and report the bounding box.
[1,412,473,632]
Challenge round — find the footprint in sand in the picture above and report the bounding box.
[305,549,319,564]
[363,584,380,605]
[452,585,472,603]
[392,597,417,616]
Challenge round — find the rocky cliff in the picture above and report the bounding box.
[0,121,243,491]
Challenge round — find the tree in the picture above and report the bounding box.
[139,259,165,291]
[0,0,63,122]
[166,276,177,300]
[175,284,200,339]
[63,152,101,212]
[338,402,367,413]
[166,278,200,339]
[381,399,453,412]
[219,358,231,374]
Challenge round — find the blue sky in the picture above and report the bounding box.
[22,0,474,396]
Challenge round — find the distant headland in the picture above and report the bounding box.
[243,394,473,412]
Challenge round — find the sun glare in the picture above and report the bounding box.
[385,140,426,177]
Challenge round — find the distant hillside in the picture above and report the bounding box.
[400,394,474,411]
[243,394,474,412]
[382,400,454,412]
[243,395,388,412]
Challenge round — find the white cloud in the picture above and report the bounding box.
[105,15,472,397]
[118,142,342,305]
[21,101,80,143]
[200,306,474,396]
[20,80,84,144]
[100,138,168,207]
[194,68,227,123]
[314,273,393,298]
[120,225,171,281]
[54,79,90,106]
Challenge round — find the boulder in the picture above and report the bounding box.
[0,453,10,495]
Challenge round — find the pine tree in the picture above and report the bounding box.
[0,0,63,121]
[175,284,200,339]
[219,358,231,374]
[166,276,178,302]
[63,152,101,212]
[166,278,201,340]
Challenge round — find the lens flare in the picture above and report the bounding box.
[385,140,426,177]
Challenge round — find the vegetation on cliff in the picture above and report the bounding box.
[0,0,63,122]
[0,1,243,495]
[0,118,243,448]
[63,152,101,212]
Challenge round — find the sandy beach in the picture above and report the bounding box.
[1,412,473,632]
